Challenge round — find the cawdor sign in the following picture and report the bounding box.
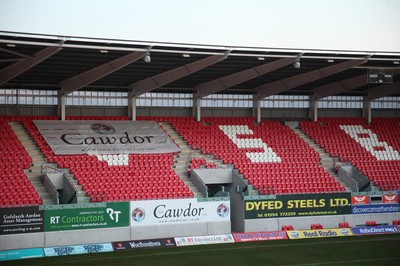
[34,120,180,155]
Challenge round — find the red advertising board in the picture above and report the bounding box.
[233,231,288,242]
[351,195,369,205]
[382,194,398,204]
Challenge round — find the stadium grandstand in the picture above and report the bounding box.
[0,31,399,259]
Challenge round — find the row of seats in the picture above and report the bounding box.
[169,117,345,195]
[300,118,400,191]
[0,119,42,207]
[21,117,194,202]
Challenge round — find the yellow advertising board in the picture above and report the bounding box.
[287,228,353,239]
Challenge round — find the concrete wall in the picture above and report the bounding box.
[193,169,233,184]
[0,232,45,250]
[130,221,231,240]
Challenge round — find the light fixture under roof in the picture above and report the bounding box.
[257,57,265,61]
[100,50,108,54]
[6,43,16,47]
[394,61,400,65]
[182,54,190,58]
[143,53,151,63]
[293,59,300,69]
[327,59,335,63]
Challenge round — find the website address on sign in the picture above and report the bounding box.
[297,210,337,216]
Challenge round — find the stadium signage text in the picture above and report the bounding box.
[245,193,351,219]
[287,228,353,239]
[174,234,234,246]
[351,204,398,214]
[153,203,204,219]
[232,231,288,242]
[34,120,180,155]
[130,199,230,226]
[44,243,113,257]
[44,203,129,231]
[351,225,399,235]
[60,132,154,146]
[112,238,176,251]
[0,207,44,235]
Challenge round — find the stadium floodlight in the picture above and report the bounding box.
[143,53,151,63]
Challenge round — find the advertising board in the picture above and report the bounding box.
[0,206,44,235]
[130,198,230,226]
[287,228,353,239]
[44,202,129,231]
[174,234,234,246]
[43,243,113,256]
[351,225,399,235]
[245,193,351,219]
[232,231,288,242]
[112,238,176,251]
[0,248,44,261]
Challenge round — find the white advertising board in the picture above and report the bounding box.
[130,198,230,226]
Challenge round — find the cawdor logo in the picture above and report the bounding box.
[132,208,145,222]
[217,204,229,218]
[91,123,116,135]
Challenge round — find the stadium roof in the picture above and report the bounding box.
[1,31,399,100]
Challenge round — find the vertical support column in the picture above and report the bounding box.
[57,92,66,121]
[128,92,137,121]
[193,93,201,122]
[252,97,261,124]
[363,96,372,125]
[309,96,318,122]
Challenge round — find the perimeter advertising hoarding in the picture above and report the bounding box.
[174,234,235,246]
[381,194,398,204]
[34,120,180,155]
[0,248,44,261]
[244,193,351,219]
[130,198,230,226]
[287,228,353,239]
[351,225,399,235]
[351,195,369,205]
[44,202,129,231]
[112,238,176,251]
[0,206,44,235]
[232,231,288,242]
[44,243,113,257]
[351,204,398,214]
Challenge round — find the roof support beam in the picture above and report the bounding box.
[313,69,400,99]
[195,57,298,98]
[129,54,229,96]
[366,81,400,100]
[255,59,367,99]
[0,45,62,86]
[60,51,147,95]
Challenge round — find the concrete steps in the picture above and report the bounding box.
[292,127,352,192]
[159,122,203,197]
[9,122,91,204]
[9,122,53,204]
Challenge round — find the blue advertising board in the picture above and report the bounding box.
[351,225,399,235]
[0,248,44,261]
[351,204,398,214]
[44,243,113,257]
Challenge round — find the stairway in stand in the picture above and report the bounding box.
[292,127,351,192]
